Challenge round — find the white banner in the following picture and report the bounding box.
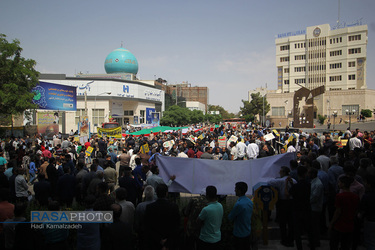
[155,153,296,195]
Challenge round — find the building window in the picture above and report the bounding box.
[348,35,361,41]
[308,77,326,83]
[348,61,356,67]
[140,110,145,124]
[330,50,342,57]
[294,66,306,72]
[308,52,326,59]
[124,110,134,116]
[75,109,85,124]
[342,105,359,116]
[280,56,289,62]
[308,64,326,71]
[294,78,306,84]
[295,43,305,49]
[329,75,342,82]
[348,74,356,80]
[92,109,105,125]
[284,68,289,73]
[294,55,306,60]
[284,80,289,85]
[348,48,361,54]
[329,63,342,69]
[329,88,342,91]
[330,37,343,44]
[272,107,285,116]
[280,45,290,51]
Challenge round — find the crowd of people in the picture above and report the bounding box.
[0,123,374,249]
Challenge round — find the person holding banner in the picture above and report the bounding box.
[268,166,297,247]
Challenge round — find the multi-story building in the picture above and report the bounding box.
[155,80,209,113]
[276,23,367,93]
[251,23,375,128]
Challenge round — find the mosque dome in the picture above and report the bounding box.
[104,47,138,74]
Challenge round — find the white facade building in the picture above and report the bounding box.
[276,23,367,93]
[39,74,164,133]
[249,23,375,127]
[185,101,206,113]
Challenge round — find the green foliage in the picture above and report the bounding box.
[318,114,326,125]
[188,109,205,124]
[207,105,234,120]
[240,92,270,122]
[160,105,207,126]
[205,113,222,124]
[243,114,255,122]
[0,34,39,116]
[361,109,372,118]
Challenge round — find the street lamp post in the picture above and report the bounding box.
[334,111,338,129]
[346,109,356,131]
[262,93,267,127]
[93,92,111,133]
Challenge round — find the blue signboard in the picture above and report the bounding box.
[32,81,77,111]
[146,108,155,124]
[151,112,160,126]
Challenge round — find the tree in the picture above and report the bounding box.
[205,113,222,124]
[188,109,205,124]
[160,105,209,126]
[361,109,372,118]
[240,93,270,124]
[160,105,191,126]
[318,114,326,125]
[207,105,235,120]
[0,34,39,122]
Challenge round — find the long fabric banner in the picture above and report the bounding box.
[97,127,122,138]
[155,153,296,195]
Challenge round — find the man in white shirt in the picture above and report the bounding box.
[230,142,238,161]
[177,146,188,158]
[236,139,247,160]
[247,138,259,159]
[349,132,362,151]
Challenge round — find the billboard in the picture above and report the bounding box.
[32,81,77,111]
[37,112,59,138]
[146,108,156,124]
[79,116,89,136]
[151,112,160,126]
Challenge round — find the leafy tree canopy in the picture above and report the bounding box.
[240,92,270,122]
[207,105,235,120]
[160,105,208,126]
[0,34,39,116]
[361,109,372,118]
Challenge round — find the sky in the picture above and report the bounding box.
[1,0,375,113]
